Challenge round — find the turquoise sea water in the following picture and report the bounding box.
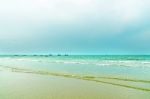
[0,55,150,92]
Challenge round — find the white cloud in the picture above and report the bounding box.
[0,0,148,23]
[0,0,150,53]
[0,0,149,40]
[112,0,145,23]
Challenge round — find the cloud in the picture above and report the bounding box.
[0,0,145,22]
[0,0,150,54]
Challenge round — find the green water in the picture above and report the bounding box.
[1,55,150,78]
[0,55,150,99]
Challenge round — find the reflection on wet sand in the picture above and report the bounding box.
[1,65,150,92]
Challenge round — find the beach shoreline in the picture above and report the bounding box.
[0,56,150,99]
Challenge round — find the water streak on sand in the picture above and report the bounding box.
[0,65,150,92]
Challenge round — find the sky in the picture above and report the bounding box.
[0,0,150,55]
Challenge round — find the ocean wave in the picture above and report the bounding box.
[1,58,150,68]
[40,60,150,67]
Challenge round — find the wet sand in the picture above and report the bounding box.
[0,71,150,99]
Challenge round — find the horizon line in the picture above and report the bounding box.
[0,54,150,56]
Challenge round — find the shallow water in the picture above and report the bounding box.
[0,55,150,99]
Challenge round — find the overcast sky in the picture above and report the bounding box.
[0,0,150,55]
